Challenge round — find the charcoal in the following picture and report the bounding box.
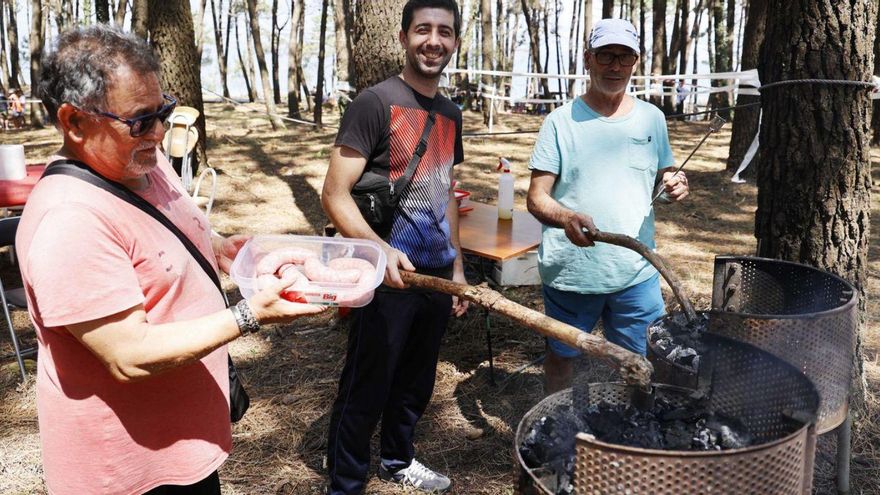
[520,391,754,494]
[650,313,711,372]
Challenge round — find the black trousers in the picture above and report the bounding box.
[326,288,452,495]
[142,470,220,495]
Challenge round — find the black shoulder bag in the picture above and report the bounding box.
[350,109,436,238]
[42,159,250,423]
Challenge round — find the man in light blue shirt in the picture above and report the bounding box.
[526,18,690,394]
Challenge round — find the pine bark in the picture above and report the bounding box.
[245,0,285,129]
[147,0,208,175]
[351,0,402,92]
[709,0,731,118]
[756,0,874,406]
[29,0,45,127]
[872,3,880,145]
[726,0,767,172]
[287,0,304,116]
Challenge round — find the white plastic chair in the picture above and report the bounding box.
[163,106,199,191]
[191,167,217,216]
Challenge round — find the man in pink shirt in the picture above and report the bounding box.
[17,25,325,494]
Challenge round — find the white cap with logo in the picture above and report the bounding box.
[589,19,640,54]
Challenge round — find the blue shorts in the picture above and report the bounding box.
[543,274,665,357]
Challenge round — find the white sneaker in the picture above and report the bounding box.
[378,458,452,493]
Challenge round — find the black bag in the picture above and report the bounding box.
[43,159,250,423]
[351,110,436,238]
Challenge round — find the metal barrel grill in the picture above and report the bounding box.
[649,256,857,434]
[516,334,821,495]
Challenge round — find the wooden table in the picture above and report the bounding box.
[457,201,543,384]
[0,164,46,209]
[458,201,542,262]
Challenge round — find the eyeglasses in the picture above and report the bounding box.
[90,93,178,137]
[593,51,639,67]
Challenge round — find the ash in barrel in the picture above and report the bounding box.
[649,312,709,372]
[519,393,752,495]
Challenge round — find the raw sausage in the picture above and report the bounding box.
[255,247,317,276]
[303,257,361,284]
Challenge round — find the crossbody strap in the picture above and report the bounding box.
[391,109,436,198]
[41,159,225,297]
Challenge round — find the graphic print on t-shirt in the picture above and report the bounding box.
[388,105,457,268]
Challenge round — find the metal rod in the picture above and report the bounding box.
[836,411,852,494]
[485,308,496,386]
[650,116,726,205]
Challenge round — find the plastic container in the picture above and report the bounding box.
[230,235,387,307]
[497,157,514,220]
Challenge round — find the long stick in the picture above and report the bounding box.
[399,272,654,388]
[590,231,698,322]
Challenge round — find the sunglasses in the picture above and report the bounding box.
[593,51,639,67]
[90,93,178,137]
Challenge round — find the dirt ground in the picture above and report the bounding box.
[0,102,878,494]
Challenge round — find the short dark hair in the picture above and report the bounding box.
[401,0,461,38]
[39,24,160,124]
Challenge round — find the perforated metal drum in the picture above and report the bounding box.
[516,335,821,494]
[708,256,856,433]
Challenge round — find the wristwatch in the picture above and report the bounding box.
[231,299,260,334]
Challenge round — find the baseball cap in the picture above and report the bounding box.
[589,19,640,53]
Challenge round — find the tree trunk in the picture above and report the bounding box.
[726,0,767,172]
[650,0,666,108]
[113,0,127,25]
[233,17,254,102]
[194,0,207,61]
[244,23,259,101]
[872,2,880,145]
[245,0,285,129]
[147,0,208,176]
[0,2,9,92]
[567,0,582,97]
[287,0,303,117]
[637,0,645,76]
[352,0,402,92]
[95,0,109,22]
[480,0,493,125]
[602,0,613,18]
[677,0,690,77]
[270,0,281,105]
[209,0,230,98]
[520,0,549,99]
[6,0,21,90]
[132,0,148,38]
[29,0,45,127]
[333,0,350,85]
[667,0,681,74]
[709,0,731,118]
[583,0,593,49]
[755,0,874,406]
[313,0,328,127]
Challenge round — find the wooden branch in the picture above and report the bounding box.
[591,231,698,322]
[399,272,653,388]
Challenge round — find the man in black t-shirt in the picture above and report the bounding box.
[320,1,467,494]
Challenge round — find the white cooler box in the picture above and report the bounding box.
[491,250,541,286]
